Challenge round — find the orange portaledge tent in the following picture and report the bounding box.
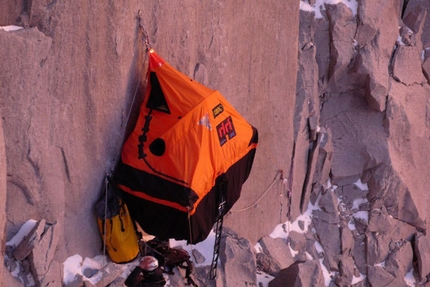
[114,49,258,244]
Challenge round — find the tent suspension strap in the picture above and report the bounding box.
[114,10,151,168]
[187,214,194,246]
[229,169,285,213]
[138,10,151,52]
[121,10,151,130]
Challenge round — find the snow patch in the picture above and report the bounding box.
[0,25,23,32]
[351,272,365,284]
[404,268,416,286]
[6,219,37,247]
[170,230,215,267]
[63,254,83,284]
[319,258,335,286]
[300,0,358,19]
[353,210,369,223]
[353,178,368,191]
[257,272,274,287]
[269,194,320,240]
[352,197,368,210]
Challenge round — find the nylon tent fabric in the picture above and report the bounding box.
[114,49,258,243]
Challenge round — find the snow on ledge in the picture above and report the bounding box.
[0,25,23,32]
[300,0,358,19]
[6,219,37,247]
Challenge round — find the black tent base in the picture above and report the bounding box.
[120,145,257,244]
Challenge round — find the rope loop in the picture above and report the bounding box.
[137,10,151,51]
[229,169,285,213]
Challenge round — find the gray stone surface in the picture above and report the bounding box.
[288,230,306,252]
[0,110,5,287]
[268,260,325,287]
[367,266,408,287]
[423,57,430,84]
[312,217,340,271]
[2,0,430,285]
[219,1,300,241]
[219,228,257,287]
[367,164,426,231]
[256,252,280,277]
[392,45,426,85]
[313,209,340,225]
[319,187,337,214]
[292,9,320,217]
[342,184,367,205]
[258,236,294,273]
[334,254,355,286]
[367,206,391,233]
[414,232,430,280]
[340,224,354,256]
[191,248,205,265]
[353,234,367,275]
[30,222,60,285]
[385,241,413,280]
[366,232,391,266]
[311,128,333,202]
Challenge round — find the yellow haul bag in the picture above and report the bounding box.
[96,178,140,263]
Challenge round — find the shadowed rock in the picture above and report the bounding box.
[385,240,413,280]
[319,188,338,213]
[312,216,340,271]
[367,164,426,231]
[414,232,430,280]
[258,236,294,274]
[367,266,408,287]
[288,231,306,253]
[268,260,325,287]
[366,232,391,266]
[367,206,391,233]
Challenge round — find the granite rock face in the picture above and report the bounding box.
[2,0,430,286]
[289,0,430,285]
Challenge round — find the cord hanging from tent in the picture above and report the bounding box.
[102,10,152,271]
[116,10,151,158]
[121,11,151,131]
[229,169,286,213]
[101,172,109,287]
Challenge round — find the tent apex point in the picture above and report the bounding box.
[149,49,165,69]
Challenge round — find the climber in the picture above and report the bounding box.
[125,256,166,287]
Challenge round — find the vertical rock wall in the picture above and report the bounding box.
[0,105,6,287]
[137,2,300,243]
[293,0,430,285]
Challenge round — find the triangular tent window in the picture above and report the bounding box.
[146,72,171,114]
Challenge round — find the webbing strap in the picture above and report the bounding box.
[209,184,226,280]
[209,212,224,280]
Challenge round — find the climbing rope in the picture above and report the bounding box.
[229,170,285,213]
[121,10,151,130]
[101,173,109,287]
[138,10,151,52]
[102,10,151,272]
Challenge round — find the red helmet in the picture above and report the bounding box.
[140,256,159,271]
